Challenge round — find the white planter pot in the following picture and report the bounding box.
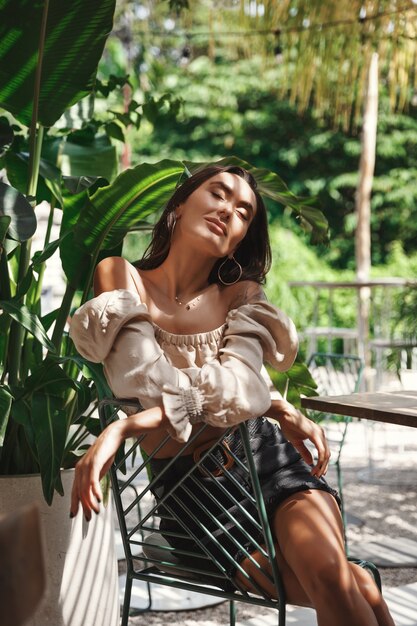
[0,469,119,626]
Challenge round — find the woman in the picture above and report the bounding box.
[69,165,394,626]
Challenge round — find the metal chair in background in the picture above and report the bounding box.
[306,352,364,542]
[99,396,381,625]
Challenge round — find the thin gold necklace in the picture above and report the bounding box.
[174,293,202,310]
[174,282,211,310]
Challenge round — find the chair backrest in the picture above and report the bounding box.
[99,398,287,621]
[307,352,364,398]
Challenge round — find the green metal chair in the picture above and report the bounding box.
[99,397,380,626]
[306,352,364,541]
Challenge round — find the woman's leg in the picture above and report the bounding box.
[236,490,394,626]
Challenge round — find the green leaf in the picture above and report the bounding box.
[0,300,55,351]
[0,0,116,127]
[65,355,112,401]
[62,175,107,195]
[0,214,11,245]
[59,187,94,287]
[0,116,14,157]
[71,379,92,417]
[105,121,125,143]
[32,392,68,504]
[31,232,70,268]
[16,358,75,399]
[60,134,117,181]
[0,385,13,448]
[74,160,184,252]
[41,307,59,332]
[13,265,34,300]
[267,359,318,409]
[0,181,37,241]
[7,398,38,469]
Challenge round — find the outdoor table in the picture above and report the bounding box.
[302,390,417,569]
[301,389,417,428]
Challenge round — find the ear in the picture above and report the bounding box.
[174,204,182,219]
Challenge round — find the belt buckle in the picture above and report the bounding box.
[193,439,234,477]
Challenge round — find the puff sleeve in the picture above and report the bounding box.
[69,289,195,440]
[69,289,298,442]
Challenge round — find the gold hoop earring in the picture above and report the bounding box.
[217,255,243,286]
[170,214,178,238]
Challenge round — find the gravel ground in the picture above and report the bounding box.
[122,422,417,625]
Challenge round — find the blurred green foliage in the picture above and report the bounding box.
[123,55,417,271]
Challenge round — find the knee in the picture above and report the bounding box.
[351,564,382,606]
[307,555,354,600]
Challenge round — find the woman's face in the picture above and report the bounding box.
[175,172,257,258]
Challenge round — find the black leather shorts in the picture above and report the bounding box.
[149,417,341,590]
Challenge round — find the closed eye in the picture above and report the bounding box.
[236,208,249,221]
[211,191,225,201]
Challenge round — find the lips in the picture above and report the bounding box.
[205,217,227,236]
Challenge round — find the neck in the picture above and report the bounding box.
[156,243,216,300]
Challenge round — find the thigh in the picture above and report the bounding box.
[273,490,348,586]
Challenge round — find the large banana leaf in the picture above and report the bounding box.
[0,0,116,127]
[186,156,329,244]
[0,181,37,241]
[74,160,185,253]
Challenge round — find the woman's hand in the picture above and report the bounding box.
[70,420,125,521]
[70,406,167,521]
[267,399,330,478]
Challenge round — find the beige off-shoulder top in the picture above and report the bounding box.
[69,289,298,443]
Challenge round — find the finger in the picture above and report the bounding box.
[309,429,327,476]
[311,431,331,477]
[70,472,81,518]
[91,478,103,506]
[294,441,314,466]
[74,460,99,520]
[80,472,101,518]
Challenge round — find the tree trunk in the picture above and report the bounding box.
[355,52,378,384]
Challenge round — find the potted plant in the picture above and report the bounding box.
[0,2,122,624]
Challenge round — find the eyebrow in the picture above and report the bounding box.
[209,180,255,214]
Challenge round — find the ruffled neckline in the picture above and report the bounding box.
[153,322,227,346]
[151,300,270,347]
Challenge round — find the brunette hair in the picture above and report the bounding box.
[136,164,271,284]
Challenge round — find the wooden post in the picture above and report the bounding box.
[355,52,378,386]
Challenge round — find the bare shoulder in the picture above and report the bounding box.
[93,257,140,297]
[226,280,267,310]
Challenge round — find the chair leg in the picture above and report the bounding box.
[229,600,236,626]
[121,574,133,626]
[278,604,286,626]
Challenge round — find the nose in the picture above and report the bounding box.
[217,202,233,222]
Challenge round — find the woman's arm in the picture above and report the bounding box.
[267,399,330,478]
[70,406,170,520]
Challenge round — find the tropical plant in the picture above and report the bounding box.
[0,0,119,504]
